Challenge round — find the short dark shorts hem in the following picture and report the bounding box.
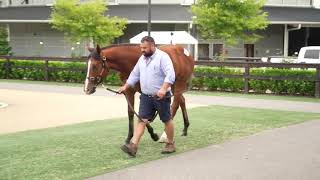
[139,93,171,123]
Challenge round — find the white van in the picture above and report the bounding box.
[297,46,320,63]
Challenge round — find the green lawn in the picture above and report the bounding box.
[0,105,319,180]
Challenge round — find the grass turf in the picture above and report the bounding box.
[0,105,319,179]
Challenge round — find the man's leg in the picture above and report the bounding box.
[121,94,154,157]
[131,120,147,145]
[164,119,174,143]
[161,119,176,154]
[121,120,147,157]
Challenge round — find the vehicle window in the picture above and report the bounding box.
[304,50,320,59]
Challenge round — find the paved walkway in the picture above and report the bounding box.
[1,82,320,180]
[0,82,203,134]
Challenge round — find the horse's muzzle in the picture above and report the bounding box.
[84,87,96,95]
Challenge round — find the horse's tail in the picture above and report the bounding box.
[175,45,195,91]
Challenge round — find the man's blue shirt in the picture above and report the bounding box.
[127,48,175,95]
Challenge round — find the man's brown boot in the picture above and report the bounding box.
[121,142,138,157]
[161,142,176,154]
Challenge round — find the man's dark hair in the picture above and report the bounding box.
[141,36,155,45]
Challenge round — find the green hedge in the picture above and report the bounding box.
[249,68,315,96]
[193,67,243,92]
[0,59,316,96]
[0,59,121,85]
[192,66,315,96]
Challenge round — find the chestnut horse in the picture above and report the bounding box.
[84,44,194,144]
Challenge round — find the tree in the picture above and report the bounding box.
[0,26,12,55]
[50,0,127,46]
[191,0,269,45]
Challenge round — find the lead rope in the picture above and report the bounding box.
[102,84,158,123]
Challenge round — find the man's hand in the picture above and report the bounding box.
[157,82,171,99]
[118,83,129,94]
[156,88,167,99]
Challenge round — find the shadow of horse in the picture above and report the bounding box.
[84,44,194,144]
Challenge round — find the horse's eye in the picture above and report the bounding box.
[92,65,98,73]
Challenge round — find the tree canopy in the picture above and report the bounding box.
[50,0,127,46]
[192,0,269,45]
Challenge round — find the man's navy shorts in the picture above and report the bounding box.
[139,92,171,123]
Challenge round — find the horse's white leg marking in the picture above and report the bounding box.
[158,131,168,143]
[84,60,91,90]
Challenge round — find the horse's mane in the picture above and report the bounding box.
[89,44,138,59]
[101,43,138,50]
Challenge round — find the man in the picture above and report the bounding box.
[118,36,176,157]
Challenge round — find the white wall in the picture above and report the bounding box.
[9,23,86,57]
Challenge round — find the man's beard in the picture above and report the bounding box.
[143,51,154,57]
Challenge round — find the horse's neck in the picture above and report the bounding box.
[105,47,140,75]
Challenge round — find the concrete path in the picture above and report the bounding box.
[0,82,203,134]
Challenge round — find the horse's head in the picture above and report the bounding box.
[84,44,110,95]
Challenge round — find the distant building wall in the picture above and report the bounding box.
[8,23,85,57]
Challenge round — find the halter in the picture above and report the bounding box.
[87,55,110,86]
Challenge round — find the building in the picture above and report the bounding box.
[0,0,320,59]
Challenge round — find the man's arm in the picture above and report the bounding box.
[157,54,175,98]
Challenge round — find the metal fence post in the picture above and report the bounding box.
[5,57,10,79]
[244,66,250,94]
[44,60,49,81]
[315,67,320,98]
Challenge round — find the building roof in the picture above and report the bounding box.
[0,5,192,23]
[0,5,320,24]
[263,6,320,24]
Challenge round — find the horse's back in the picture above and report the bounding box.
[159,45,195,95]
[159,45,195,81]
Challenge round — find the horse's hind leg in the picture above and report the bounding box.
[179,94,190,136]
[146,123,159,141]
[171,95,180,120]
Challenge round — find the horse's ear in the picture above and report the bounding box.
[96,44,101,54]
[86,42,94,52]
[87,47,94,52]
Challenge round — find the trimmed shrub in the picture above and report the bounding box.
[0,59,122,85]
[193,66,316,96]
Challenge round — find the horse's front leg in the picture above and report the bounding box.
[125,91,135,144]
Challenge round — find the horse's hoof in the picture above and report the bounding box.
[181,132,188,136]
[151,133,159,141]
[125,139,130,145]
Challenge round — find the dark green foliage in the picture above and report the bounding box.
[250,68,315,96]
[192,0,269,45]
[193,67,243,91]
[193,66,316,96]
[0,59,121,85]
